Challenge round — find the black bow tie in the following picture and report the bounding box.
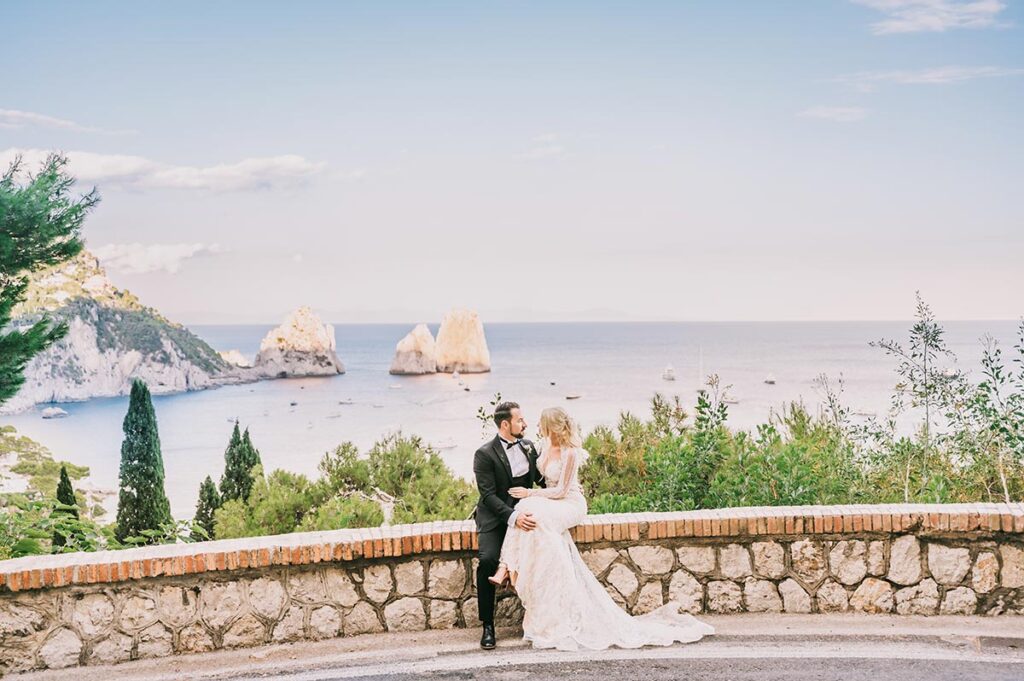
[503,439,521,450]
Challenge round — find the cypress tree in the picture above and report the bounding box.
[219,421,245,502]
[241,427,262,477]
[193,475,221,540]
[51,464,79,549]
[115,379,172,543]
[220,423,262,503]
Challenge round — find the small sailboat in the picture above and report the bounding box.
[764,373,776,385]
[452,370,461,380]
[662,365,676,381]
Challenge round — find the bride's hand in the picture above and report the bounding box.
[509,487,530,499]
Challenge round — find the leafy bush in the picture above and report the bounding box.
[214,433,475,539]
[299,495,384,531]
[579,303,1024,513]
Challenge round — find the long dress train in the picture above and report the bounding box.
[498,446,714,651]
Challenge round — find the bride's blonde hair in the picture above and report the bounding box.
[539,407,582,449]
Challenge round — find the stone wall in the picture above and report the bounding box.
[1,503,1022,673]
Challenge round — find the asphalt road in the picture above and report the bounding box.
[225,636,1024,681]
[342,659,1024,681]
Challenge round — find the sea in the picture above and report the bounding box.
[3,321,1019,518]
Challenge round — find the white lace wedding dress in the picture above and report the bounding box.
[499,446,714,651]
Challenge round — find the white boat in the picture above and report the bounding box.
[764,373,776,385]
[41,406,69,419]
[452,371,461,380]
[662,365,676,381]
[565,394,583,400]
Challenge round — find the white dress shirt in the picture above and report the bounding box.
[500,436,530,527]
[501,436,531,478]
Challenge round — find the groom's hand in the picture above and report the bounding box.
[515,512,537,531]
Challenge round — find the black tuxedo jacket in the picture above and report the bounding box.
[473,435,543,533]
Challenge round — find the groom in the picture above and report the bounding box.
[473,401,543,650]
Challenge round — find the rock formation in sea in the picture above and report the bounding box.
[2,251,238,414]
[389,323,437,375]
[252,306,345,377]
[219,349,253,368]
[434,309,491,373]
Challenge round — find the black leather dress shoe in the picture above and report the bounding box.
[480,623,496,649]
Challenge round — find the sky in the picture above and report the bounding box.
[2,1,1022,323]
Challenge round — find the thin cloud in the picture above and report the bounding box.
[798,106,869,123]
[519,133,566,160]
[835,65,1024,91]
[0,148,327,191]
[852,0,1008,35]
[0,109,136,135]
[92,243,226,275]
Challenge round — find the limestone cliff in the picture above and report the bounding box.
[2,252,237,413]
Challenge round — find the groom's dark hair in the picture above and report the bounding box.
[493,401,519,429]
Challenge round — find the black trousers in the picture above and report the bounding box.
[476,473,532,624]
[476,525,505,624]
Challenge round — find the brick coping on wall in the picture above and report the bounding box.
[3,503,1022,594]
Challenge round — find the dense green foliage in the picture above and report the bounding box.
[0,154,98,405]
[114,379,172,543]
[219,422,262,503]
[51,465,79,549]
[213,433,474,539]
[193,475,221,540]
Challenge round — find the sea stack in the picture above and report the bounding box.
[434,309,491,373]
[389,323,437,375]
[253,306,345,377]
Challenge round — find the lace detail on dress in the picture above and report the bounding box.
[530,447,584,500]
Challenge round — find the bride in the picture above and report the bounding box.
[487,407,714,651]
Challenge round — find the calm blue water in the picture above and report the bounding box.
[3,321,1019,517]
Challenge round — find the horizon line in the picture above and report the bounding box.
[183,317,1024,326]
